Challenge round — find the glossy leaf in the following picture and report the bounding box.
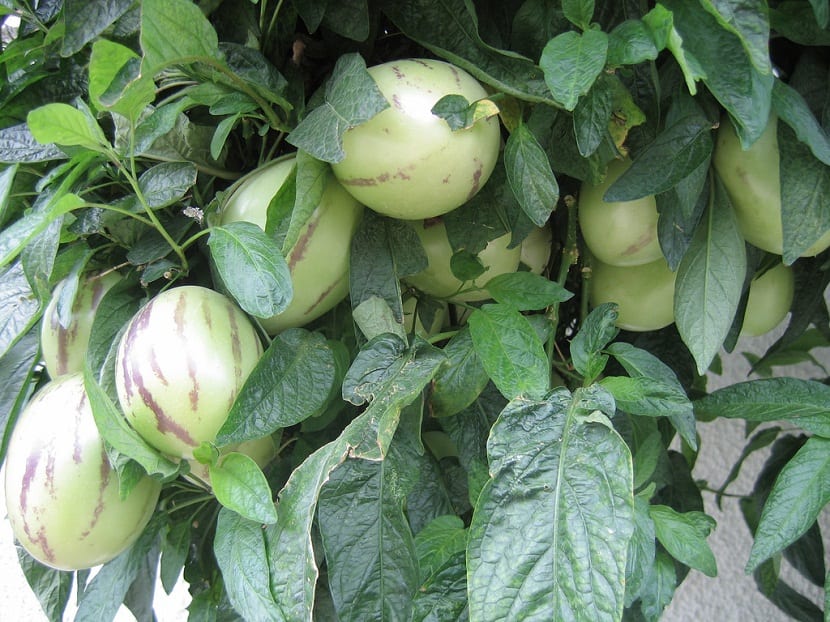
[0,261,42,360]
[773,79,830,166]
[504,123,559,226]
[540,29,609,111]
[468,304,549,400]
[140,0,221,73]
[0,329,38,464]
[63,0,134,56]
[698,0,771,75]
[747,436,830,572]
[468,388,634,621]
[430,327,490,418]
[138,162,197,210]
[208,222,293,319]
[217,329,335,445]
[649,505,717,577]
[485,271,573,311]
[27,103,109,151]
[569,302,619,383]
[210,452,278,524]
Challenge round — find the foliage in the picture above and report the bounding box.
[0,0,829,621]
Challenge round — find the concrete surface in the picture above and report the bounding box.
[1,327,828,621]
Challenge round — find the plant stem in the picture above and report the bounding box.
[545,194,579,369]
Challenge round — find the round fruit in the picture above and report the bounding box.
[714,114,830,256]
[4,374,161,570]
[589,256,677,332]
[219,155,364,333]
[330,59,501,220]
[402,296,448,338]
[114,285,263,459]
[520,225,553,274]
[403,218,521,302]
[740,262,795,337]
[40,271,121,378]
[579,158,663,266]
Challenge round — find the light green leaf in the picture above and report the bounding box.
[674,177,747,374]
[27,103,109,151]
[287,53,390,163]
[352,296,407,343]
[468,388,634,621]
[694,377,830,438]
[210,452,278,524]
[540,29,609,111]
[562,0,595,29]
[89,39,155,121]
[504,123,559,226]
[649,505,717,577]
[208,222,293,319]
[216,329,336,445]
[748,436,830,572]
[468,304,549,400]
[140,0,221,74]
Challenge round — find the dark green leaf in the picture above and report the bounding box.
[540,29,609,111]
[504,123,559,225]
[485,271,573,310]
[411,551,468,622]
[140,0,221,73]
[468,389,634,621]
[694,377,830,437]
[321,0,370,40]
[570,302,619,383]
[747,436,830,572]
[210,452,278,524]
[674,177,747,374]
[649,505,717,577]
[208,222,293,318]
[430,327,490,418]
[217,329,336,445]
[62,0,134,56]
[0,329,39,464]
[16,549,72,622]
[0,123,66,163]
[138,161,197,209]
[0,261,41,360]
[349,211,404,325]
[281,152,329,255]
[624,495,656,607]
[449,249,485,282]
[219,42,290,110]
[468,304,549,400]
[431,94,499,131]
[773,79,830,166]
[698,0,772,75]
[573,75,615,157]
[160,521,190,595]
[343,334,409,405]
[287,53,390,163]
[0,193,81,270]
[604,115,713,201]
[414,515,467,584]
[607,19,660,66]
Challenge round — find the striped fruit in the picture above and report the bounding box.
[4,373,161,570]
[114,285,263,459]
[219,155,364,333]
[40,271,121,378]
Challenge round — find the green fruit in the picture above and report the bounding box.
[520,225,553,274]
[589,256,677,332]
[403,218,521,302]
[40,271,121,378]
[219,155,364,333]
[115,285,263,459]
[579,158,663,266]
[402,296,448,337]
[714,114,830,256]
[740,262,795,337]
[4,374,161,570]
[331,59,501,219]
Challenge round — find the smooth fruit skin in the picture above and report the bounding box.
[403,218,521,302]
[520,225,553,274]
[40,271,121,378]
[579,158,663,267]
[330,59,501,220]
[589,256,677,332]
[740,262,795,337]
[220,155,364,333]
[115,285,263,459]
[4,374,161,570]
[714,114,830,256]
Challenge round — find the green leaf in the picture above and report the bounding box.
[468,388,634,621]
[773,80,830,166]
[431,94,500,131]
[504,123,560,226]
[778,122,830,264]
[468,304,549,400]
[747,436,830,572]
[607,19,660,66]
[281,152,329,255]
[210,452,278,524]
[208,222,293,319]
[138,161,198,209]
[0,261,42,360]
[287,53,390,163]
[414,515,467,583]
[27,103,109,151]
[540,29,608,111]
[140,0,221,74]
[82,364,181,480]
[625,494,657,607]
[573,75,614,157]
[411,551,468,622]
[160,521,190,595]
[349,211,405,324]
[674,177,746,374]
[0,329,39,464]
[649,505,717,577]
[317,444,420,621]
[606,343,697,449]
[430,327,490,418]
[694,377,830,438]
[352,296,407,343]
[0,123,66,163]
[62,0,134,56]
[216,329,336,445]
[89,39,155,121]
[563,0,595,29]
[213,508,280,621]
[698,0,772,75]
[569,302,618,383]
[485,271,573,311]
[16,549,73,622]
